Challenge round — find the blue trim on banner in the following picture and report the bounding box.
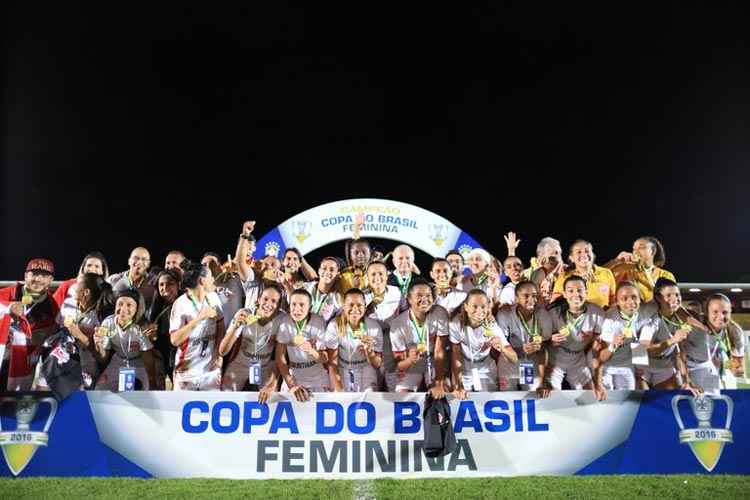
[253,227,286,260]
[0,392,151,478]
[577,390,749,475]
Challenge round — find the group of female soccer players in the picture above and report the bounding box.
[2,219,745,399]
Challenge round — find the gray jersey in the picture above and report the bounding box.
[276,313,335,364]
[600,306,651,367]
[496,305,554,356]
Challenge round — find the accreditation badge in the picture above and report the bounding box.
[118,367,136,392]
[249,363,262,385]
[518,360,535,385]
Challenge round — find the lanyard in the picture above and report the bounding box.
[117,320,133,368]
[564,310,586,334]
[345,321,366,363]
[516,309,538,344]
[409,312,427,345]
[312,287,328,314]
[394,273,412,295]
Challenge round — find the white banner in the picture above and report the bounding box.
[276,199,464,257]
[87,391,640,479]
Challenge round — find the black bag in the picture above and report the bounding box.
[39,329,83,400]
[423,394,457,458]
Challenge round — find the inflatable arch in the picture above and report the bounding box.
[253,198,484,263]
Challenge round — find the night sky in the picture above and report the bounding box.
[3,4,750,282]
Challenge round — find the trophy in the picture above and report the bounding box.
[672,394,734,472]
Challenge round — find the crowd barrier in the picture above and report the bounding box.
[0,390,747,478]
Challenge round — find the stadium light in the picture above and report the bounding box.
[731,288,743,292]
[688,288,701,292]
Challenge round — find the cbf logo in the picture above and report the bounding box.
[672,394,734,472]
[0,395,58,476]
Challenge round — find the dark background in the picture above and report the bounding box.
[3,3,749,282]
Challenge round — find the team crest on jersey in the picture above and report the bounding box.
[428,224,447,247]
[264,241,281,257]
[672,394,734,472]
[293,220,312,244]
[0,395,58,476]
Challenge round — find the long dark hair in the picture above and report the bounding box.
[78,251,110,279]
[146,269,181,323]
[80,272,115,321]
[637,236,666,268]
[547,275,587,317]
[180,260,209,290]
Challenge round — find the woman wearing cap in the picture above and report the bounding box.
[94,288,157,391]
[59,273,114,389]
[0,258,60,391]
[169,261,225,391]
[551,240,616,309]
[220,284,285,396]
[328,288,383,392]
[277,289,339,400]
[450,289,517,397]
[638,278,702,392]
[495,281,554,394]
[593,281,654,399]
[303,257,343,322]
[53,251,109,320]
[389,280,449,394]
[605,236,676,303]
[545,276,605,394]
[680,294,746,395]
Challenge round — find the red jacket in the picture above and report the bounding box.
[52,278,77,309]
[0,284,59,377]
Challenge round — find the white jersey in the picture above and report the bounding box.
[496,305,554,354]
[327,317,383,364]
[231,311,287,370]
[639,314,683,370]
[449,315,508,363]
[303,282,342,322]
[434,288,467,314]
[499,282,517,306]
[683,327,724,369]
[276,313,336,364]
[100,315,153,361]
[388,306,448,374]
[170,292,223,379]
[548,303,605,357]
[600,306,651,368]
[57,283,79,321]
[365,285,402,323]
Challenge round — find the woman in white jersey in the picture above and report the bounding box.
[390,279,450,395]
[303,257,343,322]
[544,275,605,394]
[169,261,225,391]
[495,281,553,394]
[430,258,467,314]
[682,294,746,395]
[594,281,653,399]
[450,289,516,397]
[94,288,157,391]
[364,260,402,392]
[640,278,701,393]
[277,289,338,401]
[61,273,114,389]
[327,288,383,392]
[220,284,285,395]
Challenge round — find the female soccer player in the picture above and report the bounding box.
[605,236,676,302]
[303,257,343,322]
[551,240,616,308]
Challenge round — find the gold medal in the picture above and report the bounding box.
[532,335,543,344]
[683,324,692,333]
[263,269,276,281]
[622,327,633,338]
[21,295,32,305]
[417,343,427,354]
[559,326,570,337]
[245,315,259,325]
[293,334,304,346]
[483,329,494,338]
